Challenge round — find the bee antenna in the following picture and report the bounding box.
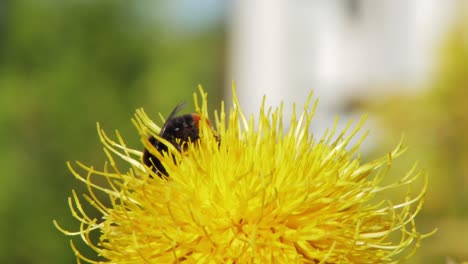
[160,102,187,135]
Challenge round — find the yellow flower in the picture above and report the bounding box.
[55,87,434,263]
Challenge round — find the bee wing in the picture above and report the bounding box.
[159,102,187,136]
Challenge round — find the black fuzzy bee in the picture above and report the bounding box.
[143,103,203,177]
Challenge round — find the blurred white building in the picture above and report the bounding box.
[228,0,461,140]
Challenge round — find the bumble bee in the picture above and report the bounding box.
[143,103,204,177]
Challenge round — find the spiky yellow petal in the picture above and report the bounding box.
[54,87,433,263]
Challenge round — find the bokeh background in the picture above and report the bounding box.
[0,0,466,263]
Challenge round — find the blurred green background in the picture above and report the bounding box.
[359,20,468,263]
[0,0,466,263]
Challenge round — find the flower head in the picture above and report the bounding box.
[55,87,433,263]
